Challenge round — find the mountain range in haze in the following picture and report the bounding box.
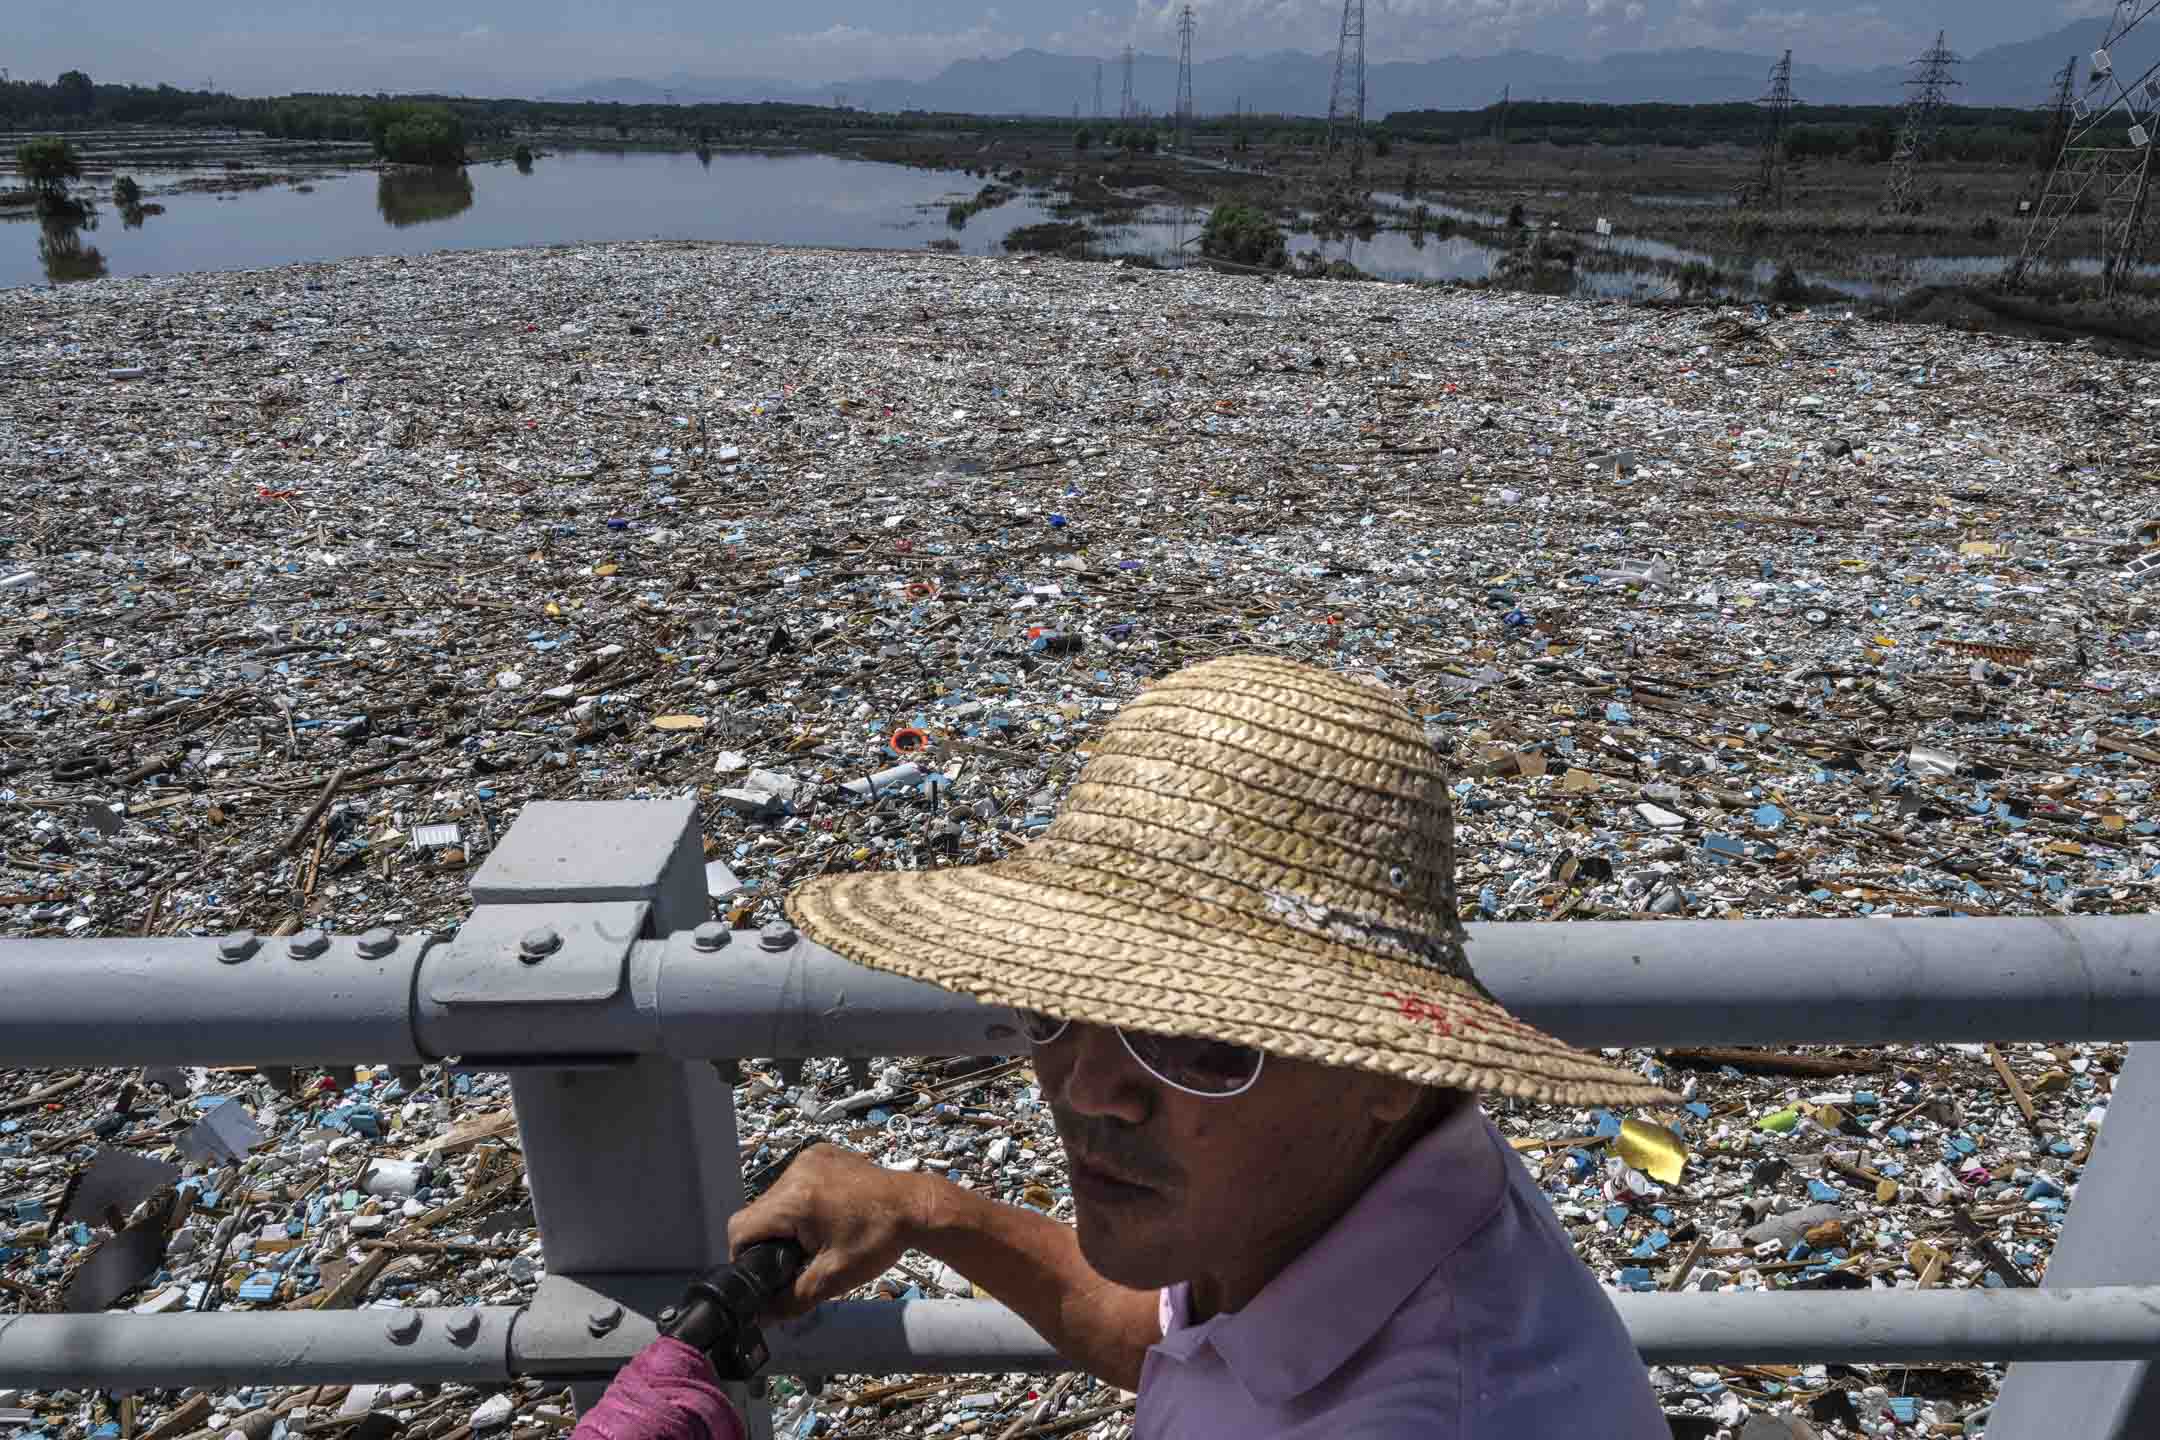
[550,17,2153,119]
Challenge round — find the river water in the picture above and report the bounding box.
[2,145,2152,301]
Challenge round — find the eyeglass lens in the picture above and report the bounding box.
[1016,1010,1263,1096]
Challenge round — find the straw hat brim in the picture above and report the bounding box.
[788,853,1671,1108]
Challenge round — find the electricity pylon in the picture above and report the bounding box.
[1883,31,1962,215]
[1326,0,1366,179]
[1175,5,1195,153]
[1756,51,1797,210]
[2009,0,2160,295]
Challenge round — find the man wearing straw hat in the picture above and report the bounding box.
[578,655,1668,1439]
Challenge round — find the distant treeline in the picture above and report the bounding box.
[0,71,1031,143]
[1,71,2067,170]
[1382,100,2060,165]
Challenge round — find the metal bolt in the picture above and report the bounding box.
[218,930,260,964]
[759,921,797,951]
[519,926,562,963]
[692,921,731,952]
[385,1311,422,1343]
[287,928,330,961]
[443,1309,482,1344]
[587,1302,624,1337]
[657,1305,680,1328]
[357,927,399,959]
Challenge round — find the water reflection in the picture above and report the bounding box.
[377,167,476,228]
[38,216,107,284]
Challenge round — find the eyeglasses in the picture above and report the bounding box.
[1018,1010,1265,1098]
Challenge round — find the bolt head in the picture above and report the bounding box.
[218,930,260,963]
[443,1309,482,1343]
[759,921,798,951]
[357,926,399,959]
[692,920,731,952]
[657,1305,680,1328]
[519,925,562,962]
[287,928,330,960]
[385,1311,422,1343]
[587,1302,625,1336]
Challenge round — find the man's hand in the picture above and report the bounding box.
[726,1144,928,1319]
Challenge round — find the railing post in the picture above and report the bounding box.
[461,797,771,1439]
[1988,1043,2160,1440]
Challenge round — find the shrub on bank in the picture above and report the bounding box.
[1201,203,1287,268]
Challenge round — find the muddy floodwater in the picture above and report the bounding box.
[5,141,2157,302]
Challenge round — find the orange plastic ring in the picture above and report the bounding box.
[906,582,937,600]
[891,728,929,754]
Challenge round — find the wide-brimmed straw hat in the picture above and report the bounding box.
[788,654,1666,1106]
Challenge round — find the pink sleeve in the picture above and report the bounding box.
[571,1338,747,1440]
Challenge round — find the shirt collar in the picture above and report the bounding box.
[1155,1098,1508,1405]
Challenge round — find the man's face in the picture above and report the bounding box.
[1034,1021,1422,1315]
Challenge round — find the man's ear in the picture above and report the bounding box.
[1365,1075,1428,1129]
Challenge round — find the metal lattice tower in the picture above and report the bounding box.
[1326,0,1367,178]
[2011,0,2160,294]
[1094,61,1103,121]
[1175,5,1195,152]
[1120,44,1135,122]
[1882,31,1963,214]
[1756,51,1797,209]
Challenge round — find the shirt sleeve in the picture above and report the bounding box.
[570,1338,746,1440]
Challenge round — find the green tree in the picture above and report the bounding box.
[1075,126,1093,151]
[1200,202,1287,268]
[111,174,142,207]
[513,144,534,172]
[17,138,82,205]
[366,102,467,166]
[55,70,95,117]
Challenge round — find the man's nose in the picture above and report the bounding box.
[1041,1023,1152,1125]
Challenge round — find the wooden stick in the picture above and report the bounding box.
[302,825,327,898]
[1986,1044,2043,1136]
[1664,1235,1710,1292]
[359,1238,521,1258]
[279,766,349,855]
[1952,1209,2032,1289]
[1006,1402,1133,1440]
[138,884,170,938]
[995,1373,1078,1440]
[0,1073,84,1114]
[140,1395,211,1440]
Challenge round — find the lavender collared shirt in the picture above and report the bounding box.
[1136,1099,1665,1439]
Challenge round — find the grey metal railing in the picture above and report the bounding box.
[0,796,2154,1439]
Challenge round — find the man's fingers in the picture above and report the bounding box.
[727,1205,809,1260]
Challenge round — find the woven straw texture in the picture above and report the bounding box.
[789,654,1668,1107]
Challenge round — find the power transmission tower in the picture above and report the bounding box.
[1095,61,1103,121]
[1882,30,1962,214]
[1326,0,1366,178]
[1496,83,1510,146]
[1120,45,1135,122]
[2010,0,2160,295]
[2038,54,2078,177]
[1756,51,1797,209]
[1175,5,1196,153]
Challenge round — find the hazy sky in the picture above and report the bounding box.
[8,0,2123,96]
